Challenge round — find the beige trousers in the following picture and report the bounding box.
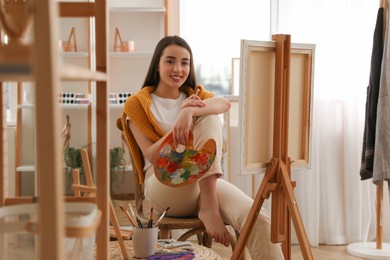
[144,115,284,260]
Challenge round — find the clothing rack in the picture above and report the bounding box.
[347,0,390,258]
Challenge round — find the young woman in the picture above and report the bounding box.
[121,35,284,259]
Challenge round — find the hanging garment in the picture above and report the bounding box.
[360,7,384,180]
[374,2,390,198]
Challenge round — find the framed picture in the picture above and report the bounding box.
[239,39,315,175]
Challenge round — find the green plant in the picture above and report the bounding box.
[63,146,127,195]
[110,146,126,171]
[110,146,126,195]
[63,147,85,195]
[64,147,83,169]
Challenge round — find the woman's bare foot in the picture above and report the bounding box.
[198,205,231,247]
[198,174,231,247]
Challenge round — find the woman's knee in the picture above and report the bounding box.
[192,115,223,146]
[193,114,222,130]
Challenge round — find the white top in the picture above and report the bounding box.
[126,92,187,170]
[150,92,187,133]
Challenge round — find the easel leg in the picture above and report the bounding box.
[231,158,279,259]
[279,163,313,259]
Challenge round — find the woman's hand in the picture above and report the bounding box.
[172,93,205,147]
[180,92,205,110]
[172,107,194,147]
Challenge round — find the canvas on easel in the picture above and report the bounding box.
[231,35,315,260]
[239,40,315,175]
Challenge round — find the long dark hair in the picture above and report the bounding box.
[142,35,197,91]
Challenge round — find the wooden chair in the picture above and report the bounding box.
[116,118,239,252]
[72,149,131,260]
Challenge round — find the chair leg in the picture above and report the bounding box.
[196,233,203,246]
[202,232,212,248]
[159,228,170,239]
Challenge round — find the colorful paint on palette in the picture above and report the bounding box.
[154,131,216,187]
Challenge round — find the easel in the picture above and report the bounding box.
[113,27,134,52]
[231,35,313,260]
[62,27,77,52]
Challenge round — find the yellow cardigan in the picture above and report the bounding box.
[121,85,215,184]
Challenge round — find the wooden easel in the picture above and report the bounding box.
[62,27,77,52]
[113,27,131,52]
[231,34,313,260]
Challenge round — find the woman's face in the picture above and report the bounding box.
[158,44,190,91]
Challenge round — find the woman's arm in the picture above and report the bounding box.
[129,96,231,159]
[128,120,169,164]
[173,96,231,146]
[188,96,231,116]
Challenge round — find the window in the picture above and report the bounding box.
[180,0,271,96]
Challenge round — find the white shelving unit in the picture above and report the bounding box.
[108,0,166,151]
[12,0,167,198]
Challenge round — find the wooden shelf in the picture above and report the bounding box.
[59,2,96,17]
[1,64,106,82]
[60,65,107,81]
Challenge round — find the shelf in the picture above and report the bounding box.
[59,2,96,17]
[109,0,165,12]
[109,52,153,58]
[16,164,35,172]
[109,104,125,109]
[17,103,91,109]
[0,44,31,81]
[110,6,165,12]
[61,104,91,109]
[112,165,132,171]
[1,64,106,83]
[17,104,35,109]
[60,65,107,81]
[60,52,89,58]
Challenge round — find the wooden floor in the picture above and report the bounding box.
[112,199,367,259]
[210,243,365,260]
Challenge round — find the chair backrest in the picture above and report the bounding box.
[116,117,144,215]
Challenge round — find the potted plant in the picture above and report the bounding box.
[110,146,127,197]
[63,146,86,195]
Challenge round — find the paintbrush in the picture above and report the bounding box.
[148,207,154,228]
[154,206,170,227]
[128,203,144,228]
[119,204,136,227]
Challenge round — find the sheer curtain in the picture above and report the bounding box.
[180,0,384,246]
[277,0,381,245]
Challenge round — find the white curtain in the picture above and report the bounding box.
[276,0,380,245]
[180,0,384,246]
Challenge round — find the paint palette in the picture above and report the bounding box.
[154,131,216,187]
